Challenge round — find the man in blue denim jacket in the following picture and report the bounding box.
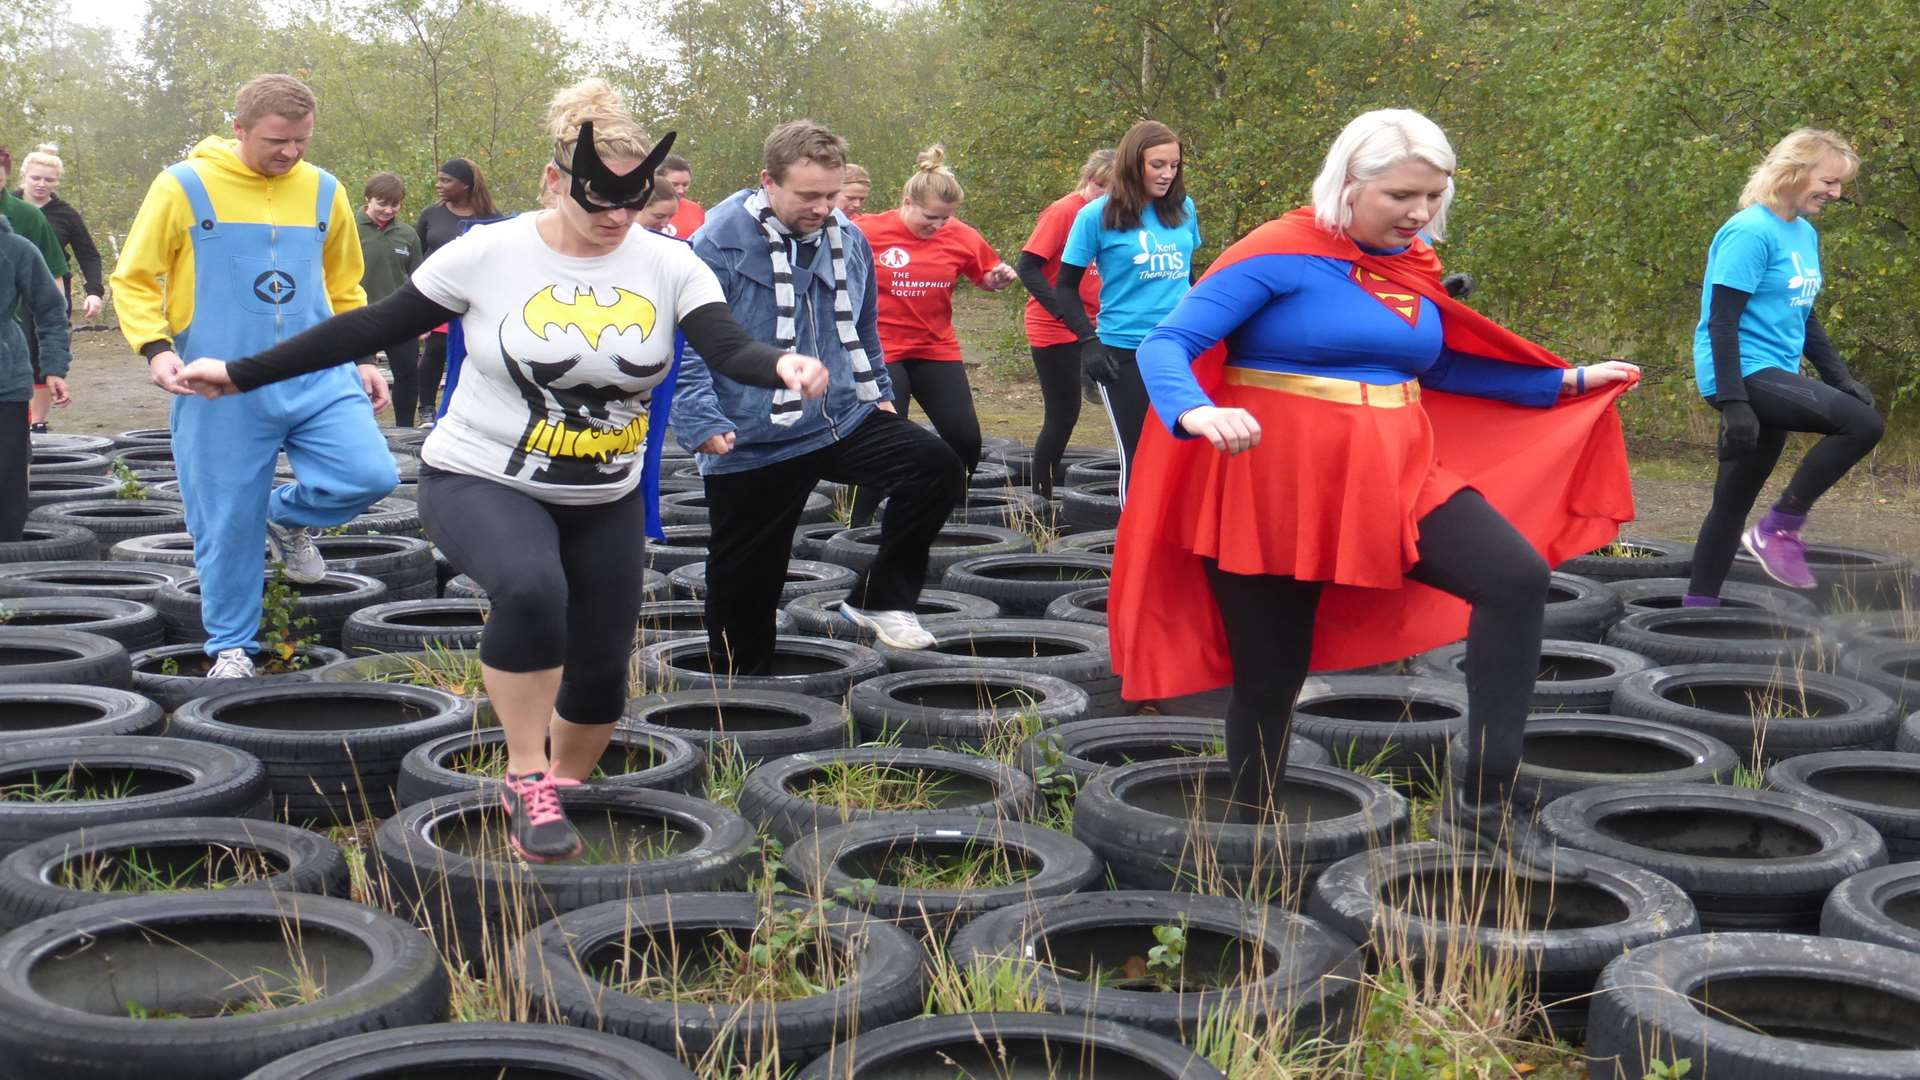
[675,120,963,673]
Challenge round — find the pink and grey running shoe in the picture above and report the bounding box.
[499,771,583,862]
[1742,522,1817,589]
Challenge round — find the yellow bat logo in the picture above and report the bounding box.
[522,285,657,350]
[522,415,647,462]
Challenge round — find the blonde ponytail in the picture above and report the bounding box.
[901,144,964,207]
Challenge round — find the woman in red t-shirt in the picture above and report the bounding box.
[849,145,1016,524]
[1014,148,1115,496]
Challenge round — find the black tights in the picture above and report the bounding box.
[382,338,424,428]
[1094,347,1150,501]
[1205,489,1548,822]
[1029,342,1082,497]
[1689,368,1884,597]
[849,358,981,526]
[418,332,449,423]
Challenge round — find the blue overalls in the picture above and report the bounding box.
[166,162,397,656]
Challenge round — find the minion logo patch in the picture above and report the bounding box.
[522,285,657,349]
[1351,267,1421,327]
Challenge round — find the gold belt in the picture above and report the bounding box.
[1223,366,1420,408]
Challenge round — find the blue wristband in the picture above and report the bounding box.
[1576,367,1586,394]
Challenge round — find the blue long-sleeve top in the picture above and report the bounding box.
[1136,250,1562,435]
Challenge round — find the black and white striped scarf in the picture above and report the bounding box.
[745,189,882,425]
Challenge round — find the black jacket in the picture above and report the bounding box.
[20,192,103,297]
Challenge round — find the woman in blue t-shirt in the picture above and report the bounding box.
[1049,121,1200,498]
[1686,128,1879,601]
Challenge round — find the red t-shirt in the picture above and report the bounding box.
[665,198,705,240]
[1021,191,1103,348]
[856,209,1000,362]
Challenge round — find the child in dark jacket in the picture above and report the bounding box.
[0,214,71,541]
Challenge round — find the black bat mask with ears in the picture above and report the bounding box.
[558,121,678,214]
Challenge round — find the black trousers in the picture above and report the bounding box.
[418,332,449,422]
[1030,342,1082,497]
[1094,347,1150,500]
[704,409,964,675]
[849,358,980,527]
[0,402,27,542]
[1689,368,1884,596]
[382,337,424,428]
[1205,489,1548,821]
[417,470,647,725]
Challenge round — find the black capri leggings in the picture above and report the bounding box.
[1029,342,1082,496]
[850,357,981,526]
[382,337,424,428]
[1204,488,1549,821]
[418,332,449,422]
[417,469,647,725]
[1689,367,1884,597]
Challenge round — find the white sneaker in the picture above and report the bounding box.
[207,648,256,679]
[266,522,327,583]
[836,601,937,649]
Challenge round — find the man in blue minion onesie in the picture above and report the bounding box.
[111,74,397,678]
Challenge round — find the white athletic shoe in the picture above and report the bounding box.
[266,522,327,583]
[207,648,257,679]
[836,601,937,649]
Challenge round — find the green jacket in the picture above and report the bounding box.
[355,209,423,304]
[1,191,67,279]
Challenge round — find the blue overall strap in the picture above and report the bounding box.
[640,333,684,540]
[437,212,517,420]
[313,170,338,235]
[166,162,219,234]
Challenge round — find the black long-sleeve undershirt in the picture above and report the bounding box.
[1050,262,1098,342]
[224,282,789,393]
[1015,251,1079,328]
[1707,284,1854,406]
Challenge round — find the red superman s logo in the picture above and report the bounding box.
[1351,267,1420,327]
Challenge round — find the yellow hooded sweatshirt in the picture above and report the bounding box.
[110,136,366,357]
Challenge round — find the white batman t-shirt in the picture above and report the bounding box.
[412,214,724,504]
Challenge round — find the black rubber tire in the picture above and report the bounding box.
[376,787,758,964]
[647,523,711,572]
[169,683,474,824]
[1410,639,1654,713]
[130,644,346,713]
[1018,715,1329,790]
[395,725,704,806]
[0,596,163,649]
[0,891,449,1079]
[27,449,112,476]
[1610,663,1900,763]
[1770,751,1920,862]
[951,889,1361,1039]
[738,745,1038,845]
[106,530,197,566]
[667,558,858,602]
[1603,606,1832,670]
[784,814,1104,933]
[1901,713,1920,756]
[821,523,1034,576]
[1728,541,1915,612]
[1062,455,1123,487]
[790,521,849,562]
[1538,571,1626,642]
[335,496,424,538]
[940,553,1113,617]
[1607,575,1820,617]
[156,571,391,648]
[30,433,115,454]
[1058,480,1121,530]
[0,684,163,740]
[638,599,795,646]
[0,816,349,931]
[1050,529,1117,556]
[621,688,851,765]
[1838,637,1920,712]
[0,559,192,603]
[27,498,187,549]
[1586,932,1920,1080]
[1073,758,1408,899]
[0,627,132,689]
[636,635,886,700]
[25,474,122,513]
[307,649,492,725]
[110,428,171,447]
[340,599,488,655]
[783,588,999,644]
[1043,585,1108,625]
[941,488,1052,529]
[0,735,272,855]
[988,446,1110,487]
[308,534,437,600]
[1307,841,1700,1039]
[661,489,832,527]
[1287,675,1468,778]
[1557,536,1694,582]
[795,1011,1226,1080]
[1821,862,1920,954]
[518,891,927,1065]
[108,444,177,470]
[1465,713,1742,812]
[446,567,668,603]
[240,1022,699,1079]
[0,521,98,563]
[1539,781,1887,932]
[848,668,1089,749]
[875,618,1125,716]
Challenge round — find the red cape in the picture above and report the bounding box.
[1109,208,1635,701]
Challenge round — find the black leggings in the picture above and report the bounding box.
[1030,342,1082,496]
[418,332,449,422]
[417,470,647,725]
[0,402,27,542]
[849,358,980,526]
[1205,489,1548,821]
[1689,368,1884,597]
[382,337,424,428]
[1095,347,1150,501]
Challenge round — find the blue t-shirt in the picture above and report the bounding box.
[1136,250,1562,435]
[1061,195,1201,349]
[1692,203,1822,398]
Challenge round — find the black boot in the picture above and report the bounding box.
[1431,787,1588,882]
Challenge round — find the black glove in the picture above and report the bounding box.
[1082,339,1121,385]
[1717,400,1760,460]
[1441,272,1476,300]
[1835,377,1875,409]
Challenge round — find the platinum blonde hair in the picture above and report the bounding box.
[1311,108,1457,241]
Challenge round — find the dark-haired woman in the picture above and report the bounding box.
[1049,121,1199,497]
[414,158,500,423]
